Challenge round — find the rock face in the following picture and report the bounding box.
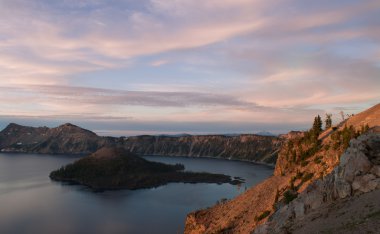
[184,130,380,234]
[0,123,282,164]
[49,147,240,190]
[254,131,380,233]
[274,103,380,180]
[0,123,115,154]
[184,103,380,234]
[123,134,282,164]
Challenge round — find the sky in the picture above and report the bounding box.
[0,0,379,136]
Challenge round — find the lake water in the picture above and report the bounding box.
[0,153,273,234]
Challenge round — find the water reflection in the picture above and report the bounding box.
[0,153,273,234]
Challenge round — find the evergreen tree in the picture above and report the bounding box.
[309,115,323,142]
[325,113,332,129]
[312,115,322,135]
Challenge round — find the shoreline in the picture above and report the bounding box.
[142,154,276,168]
[0,150,276,168]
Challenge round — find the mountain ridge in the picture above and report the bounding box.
[0,122,113,155]
[0,123,283,164]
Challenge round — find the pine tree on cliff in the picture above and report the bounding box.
[312,115,322,135]
[309,115,323,142]
[325,113,332,130]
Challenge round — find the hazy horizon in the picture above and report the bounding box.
[0,119,305,137]
[1,0,379,135]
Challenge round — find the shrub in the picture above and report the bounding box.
[289,178,295,190]
[283,190,298,204]
[330,124,367,151]
[325,113,332,129]
[314,156,322,164]
[295,170,303,179]
[254,210,271,221]
[301,160,309,167]
[302,172,314,183]
[216,198,228,205]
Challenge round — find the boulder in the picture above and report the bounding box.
[352,174,377,193]
[254,131,380,234]
[340,151,371,183]
[370,165,380,177]
[293,201,305,218]
[334,178,351,198]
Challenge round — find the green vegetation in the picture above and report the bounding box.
[284,115,324,166]
[325,113,332,129]
[312,115,323,137]
[254,210,271,221]
[288,170,314,192]
[289,175,297,190]
[314,156,322,164]
[284,114,370,170]
[50,147,239,190]
[50,154,184,180]
[282,121,371,201]
[216,198,229,205]
[295,170,303,179]
[301,172,314,183]
[301,160,309,167]
[331,124,369,150]
[283,190,298,204]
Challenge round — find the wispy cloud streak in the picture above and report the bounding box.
[0,85,261,108]
[0,0,379,134]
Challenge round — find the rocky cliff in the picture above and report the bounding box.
[123,134,282,164]
[275,103,380,177]
[0,123,115,154]
[184,103,380,234]
[0,123,282,163]
[254,128,380,233]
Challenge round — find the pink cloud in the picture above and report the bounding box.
[0,0,378,130]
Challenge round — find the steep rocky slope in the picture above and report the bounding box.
[184,103,380,234]
[0,123,115,154]
[0,123,282,163]
[274,103,380,186]
[123,134,282,164]
[255,129,380,233]
[185,175,290,234]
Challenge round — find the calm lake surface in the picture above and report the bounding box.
[0,153,273,234]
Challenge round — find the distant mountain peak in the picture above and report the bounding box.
[59,123,79,128]
[1,123,31,133]
[55,123,96,135]
[91,147,131,160]
[5,123,23,129]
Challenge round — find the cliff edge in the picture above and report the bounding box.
[255,129,380,233]
[184,103,380,234]
[0,123,282,164]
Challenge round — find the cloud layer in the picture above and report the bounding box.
[0,0,379,134]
